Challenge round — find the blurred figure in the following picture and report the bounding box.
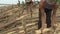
[25,0,33,18]
[17,0,20,7]
[25,0,33,6]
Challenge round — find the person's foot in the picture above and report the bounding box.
[43,28,51,32]
[47,25,51,28]
[35,28,51,34]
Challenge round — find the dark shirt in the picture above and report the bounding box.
[44,0,57,9]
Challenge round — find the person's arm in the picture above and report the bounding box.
[51,3,58,27]
[39,0,46,33]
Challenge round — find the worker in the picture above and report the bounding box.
[38,0,58,33]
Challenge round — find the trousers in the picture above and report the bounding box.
[38,8,52,29]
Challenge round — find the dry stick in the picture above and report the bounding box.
[21,6,27,34]
[17,14,29,34]
[21,19,27,34]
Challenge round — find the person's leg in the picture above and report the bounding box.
[26,2,30,14]
[45,8,52,28]
[38,8,42,29]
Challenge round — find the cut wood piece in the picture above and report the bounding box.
[0,25,23,33]
[26,22,37,27]
[16,14,29,20]
[18,30,25,33]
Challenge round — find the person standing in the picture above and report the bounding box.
[38,0,58,33]
[17,0,20,7]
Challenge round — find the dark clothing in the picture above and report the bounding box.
[44,1,54,9]
[26,1,33,5]
[44,1,57,9]
[38,0,57,30]
[38,8,52,29]
[38,1,54,29]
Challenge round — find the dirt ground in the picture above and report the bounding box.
[0,5,60,34]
